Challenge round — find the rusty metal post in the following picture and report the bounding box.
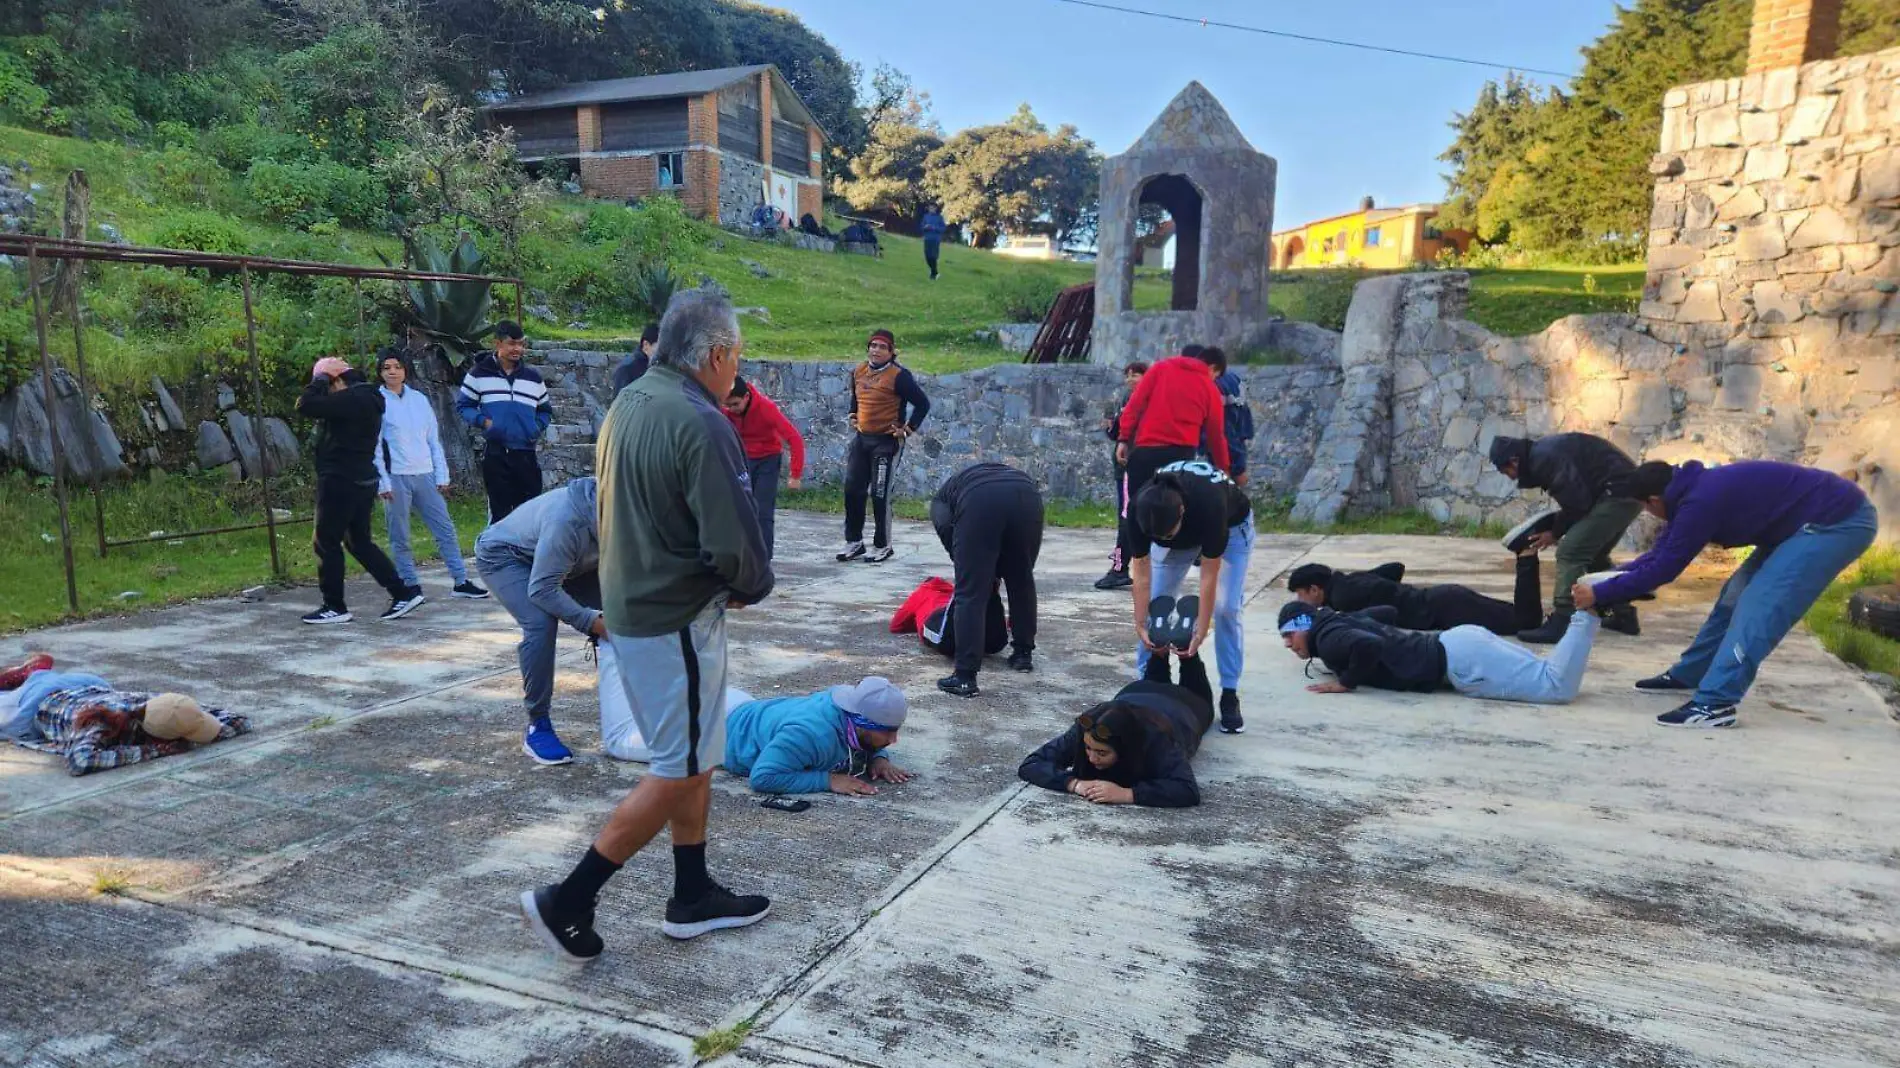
[27,246,80,615]
[67,294,108,558]
[352,276,367,362]
[239,264,282,577]
[514,281,524,325]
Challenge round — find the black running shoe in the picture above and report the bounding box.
[380,589,425,621]
[1170,595,1201,651]
[1501,508,1561,554]
[1657,701,1737,729]
[301,606,352,625]
[1007,650,1034,672]
[937,673,980,698]
[1635,670,1691,692]
[1093,569,1133,591]
[662,882,770,940]
[1600,603,1640,636]
[1144,595,1176,648]
[1218,690,1245,734]
[452,581,490,599]
[520,885,604,960]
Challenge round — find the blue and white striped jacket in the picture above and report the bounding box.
[455,354,551,450]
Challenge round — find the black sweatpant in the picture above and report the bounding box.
[1426,556,1545,635]
[314,476,407,610]
[482,447,543,523]
[1123,651,1216,750]
[924,237,941,278]
[1107,453,1128,571]
[1115,444,1197,570]
[843,433,902,548]
[930,481,1043,677]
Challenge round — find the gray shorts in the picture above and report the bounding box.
[605,602,729,778]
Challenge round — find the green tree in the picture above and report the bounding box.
[1437,74,1558,242]
[922,104,1099,248]
[835,67,941,229]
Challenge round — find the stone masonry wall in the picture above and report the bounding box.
[718,156,765,228]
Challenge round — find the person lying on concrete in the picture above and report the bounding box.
[840,328,930,563]
[723,376,805,559]
[890,577,1009,661]
[0,652,54,693]
[1017,648,1215,808]
[611,322,660,395]
[1286,557,1541,635]
[474,476,601,767]
[1488,433,1641,642]
[4,672,248,776]
[723,678,912,797]
[1573,459,1877,730]
[1277,563,1602,706]
[929,462,1044,697]
[1128,459,1252,734]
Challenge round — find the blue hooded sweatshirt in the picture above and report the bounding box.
[1593,460,1867,603]
[723,690,892,794]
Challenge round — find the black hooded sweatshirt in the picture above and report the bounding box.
[1322,570,1437,629]
[1306,606,1448,693]
[1488,433,1636,536]
[296,374,385,483]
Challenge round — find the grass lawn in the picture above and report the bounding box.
[1804,546,1900,680]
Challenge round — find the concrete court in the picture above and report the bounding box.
[1,509,1896,1068]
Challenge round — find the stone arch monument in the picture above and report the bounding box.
[1092,82,1277,366]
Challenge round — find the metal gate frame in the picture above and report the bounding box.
[0,233,524,616]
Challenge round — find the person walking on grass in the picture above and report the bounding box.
[1573,459,1877,729]
[297,357,424,625]
[839,329,930,563]
[723,376,806,559]
[920,205,947,280]
[457,320,551,522]
[521,288,775,960]
[374,352,487,601]
[1113,345,1229,587]
[1488,433,1641,642]
[1094,361,1148,591]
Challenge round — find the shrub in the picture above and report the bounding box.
[130,270,209,331]
[142,146,232,210]
[619,195,708,266]
[245,160,386,229]
[0,47,51,126]
[986,271,1066,322]
[630,260,683,320]
[149,211,249,254]
[201,123,317,173]
[580,203,638,245]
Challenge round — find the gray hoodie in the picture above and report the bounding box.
[474,477,601,634]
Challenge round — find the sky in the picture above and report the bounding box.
[782,0,1627,229]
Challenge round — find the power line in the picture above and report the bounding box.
[1048,0,1575,79]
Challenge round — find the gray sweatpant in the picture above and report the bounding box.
[1439,612,1599,705]
[386,472,468,585]
[477,552,558,723]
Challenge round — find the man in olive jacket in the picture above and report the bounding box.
[1489,433,1641,642]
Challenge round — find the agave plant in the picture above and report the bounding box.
[631,259,682,320]
[382,231,495,363]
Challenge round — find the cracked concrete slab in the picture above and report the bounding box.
[3,511,1897,1067]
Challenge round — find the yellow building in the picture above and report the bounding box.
[1270,198,1470,270]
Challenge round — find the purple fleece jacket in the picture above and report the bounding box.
[1593,461,1866,603]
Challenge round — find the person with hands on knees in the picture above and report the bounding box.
[1573,459,1877,729]
[474,477,604,766]
[928,462,1043,698]
[1127,460,1254,734]
[723,677,912,796]
[1018,648,1215,808]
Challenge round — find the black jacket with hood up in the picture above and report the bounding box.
[1488,433,1636,536]
[1306,606,1448,693]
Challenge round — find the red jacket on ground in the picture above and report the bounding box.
[1116,354,1230,472]
[725,387,806,480]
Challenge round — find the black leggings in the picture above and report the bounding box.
[930,482,1043,676]
[843,433,901,548]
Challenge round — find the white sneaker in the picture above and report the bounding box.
[864,545,894,563]
[380,591,426,621]
[836,542,866,562]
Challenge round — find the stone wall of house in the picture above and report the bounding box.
[717,156,766,228]
[530,346,1343,505]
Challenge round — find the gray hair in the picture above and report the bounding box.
[653,287,741,372]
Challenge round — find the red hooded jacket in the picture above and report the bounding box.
[1116,355,1230,472]
[725,387,806,480]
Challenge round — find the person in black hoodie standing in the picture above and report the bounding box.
[929,462,1043,697]
[297,357,424,624]
[1488,433,1641,642]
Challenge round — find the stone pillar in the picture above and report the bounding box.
[1746,0,1842,73]
[759,71,774,170]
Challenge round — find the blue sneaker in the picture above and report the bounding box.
[1657,702,1737,729]
[523,720,574,765]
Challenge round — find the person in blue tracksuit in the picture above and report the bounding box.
[455,320,551,522]
[722,677,913,796]
[919,206,947,280]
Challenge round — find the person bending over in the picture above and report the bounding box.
[1128,459,1252,733]
[929,463,1043,698]
[723,677,913,796]
[1287,555,1541,635]
[1018,648,1215,808]
[1488,433,1640,641]
[1574,459,1877,729]
[474,477,603,766]
[839,329,930,563]
[723,377,806,559]
[1112,345,1229,585]
[1276,560,1601,706]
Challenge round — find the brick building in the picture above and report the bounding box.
[488,64,826,227]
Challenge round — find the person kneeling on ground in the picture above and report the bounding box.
[1574,459,1878,729]
[474,477,602,766]
[929,462,1043,697]
[1277,561,1602,705]
[1287,556,1540,635]
[723,677,912,796]
[2,668,249,777]
[1488,433,1641,641]
[1017,648,1214,808]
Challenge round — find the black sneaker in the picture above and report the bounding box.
[1515,611,1571,644]
[520,885,604,960]
[1656,701,1737,729]
[301,606,352,625]
[836,542,866,562]
[1599,603,1640,636]
[937,673,980,698]
[452,581,490,599]
[1500,508,1560,554]
[1007,650,1034,672]
[380,590,426,621]
[1219,690,1245,734]
[1635,670,1691,692]
[662,882,771,940]
[1093,569,1133,591]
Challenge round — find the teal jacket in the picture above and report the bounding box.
[723,691,890,794]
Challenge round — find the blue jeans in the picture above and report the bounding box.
[747,453,782,558]
[476,551,557,723]
[385,473,468,585]
[1670,499,1878,708]
[1441,613,1598,704]
[1135,514,1254,690]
